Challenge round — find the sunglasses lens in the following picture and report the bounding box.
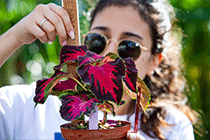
[118,40,141,60]
[84,33,106,54]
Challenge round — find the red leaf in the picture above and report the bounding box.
[123,58,138,92]
[78,51,103,66]
[77,53,126,104]
[34,71,66,104]
[60,95,99,121]
[60,45,87,64]
[53,79,77,91]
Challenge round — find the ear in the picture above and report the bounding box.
[147,53,163,76]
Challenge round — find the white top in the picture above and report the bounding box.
[0,83,195,140]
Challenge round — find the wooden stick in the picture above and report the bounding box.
[62,0,80,46]
[62,0,80,75]
[134,88,141,133]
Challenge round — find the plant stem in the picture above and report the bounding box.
[101,111,108,125]
[134,87,141,133]
[69,76,87,91]
[78,114,85,121]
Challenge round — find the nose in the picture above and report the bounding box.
[100,40,118,56]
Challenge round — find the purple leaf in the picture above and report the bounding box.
[106,120,122,127]
[59,91,95,101]
[87,50,103,61]
[34,71,66,104]
[59,95,99,121]
[80,94,95,101]
[53,79,77,91]
[77,53,126,104]
[34,78,53,104]
[60,45,87,64]
[78,51,103,66]
[123,58,138,92]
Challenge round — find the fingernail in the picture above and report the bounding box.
[62,40,67,46]
[48,41,53,44]
[69,30,75,40]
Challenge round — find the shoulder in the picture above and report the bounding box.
[0,82,36,110]
[0,82,36,93]
[0,83,37,139]
[161,107,195,139]
[0,82,36,97]
[164,106,190,124]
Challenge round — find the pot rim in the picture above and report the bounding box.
[60,120,131,131]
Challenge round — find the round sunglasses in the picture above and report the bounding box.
[82,32,150,60]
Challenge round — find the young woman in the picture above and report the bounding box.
[0,0,197,139]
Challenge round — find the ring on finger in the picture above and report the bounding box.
[40,18,48,28]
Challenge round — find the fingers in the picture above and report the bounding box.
[48,3,75,39]
[31,24,48,43]
[40,20,56,43]
[127,130,145,140]
[12,3,75,45]
[33,3,74,45]
[21,15,48,44]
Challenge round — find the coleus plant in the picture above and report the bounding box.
[34,45,150,130]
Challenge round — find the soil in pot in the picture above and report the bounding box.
[60,120,131,140]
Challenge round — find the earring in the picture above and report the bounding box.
[146,70,154,76]
[150,71,154,75]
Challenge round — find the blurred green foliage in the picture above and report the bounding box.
[170,0,210,139]
[0,0,209,139]
[0,0,95,85]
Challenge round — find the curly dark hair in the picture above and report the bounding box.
[89,0,198,139]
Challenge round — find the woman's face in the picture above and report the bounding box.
[90,6,154,79]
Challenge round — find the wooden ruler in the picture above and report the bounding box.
[62,0,80,46]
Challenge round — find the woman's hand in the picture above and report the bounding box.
[14,3,74,46]
[0,3,74,67]
[127,130,145,140]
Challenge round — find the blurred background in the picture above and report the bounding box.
[0,0,209,139]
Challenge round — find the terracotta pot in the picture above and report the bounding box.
[60,120,131,140]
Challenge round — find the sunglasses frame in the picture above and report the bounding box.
[82,32,150,58]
